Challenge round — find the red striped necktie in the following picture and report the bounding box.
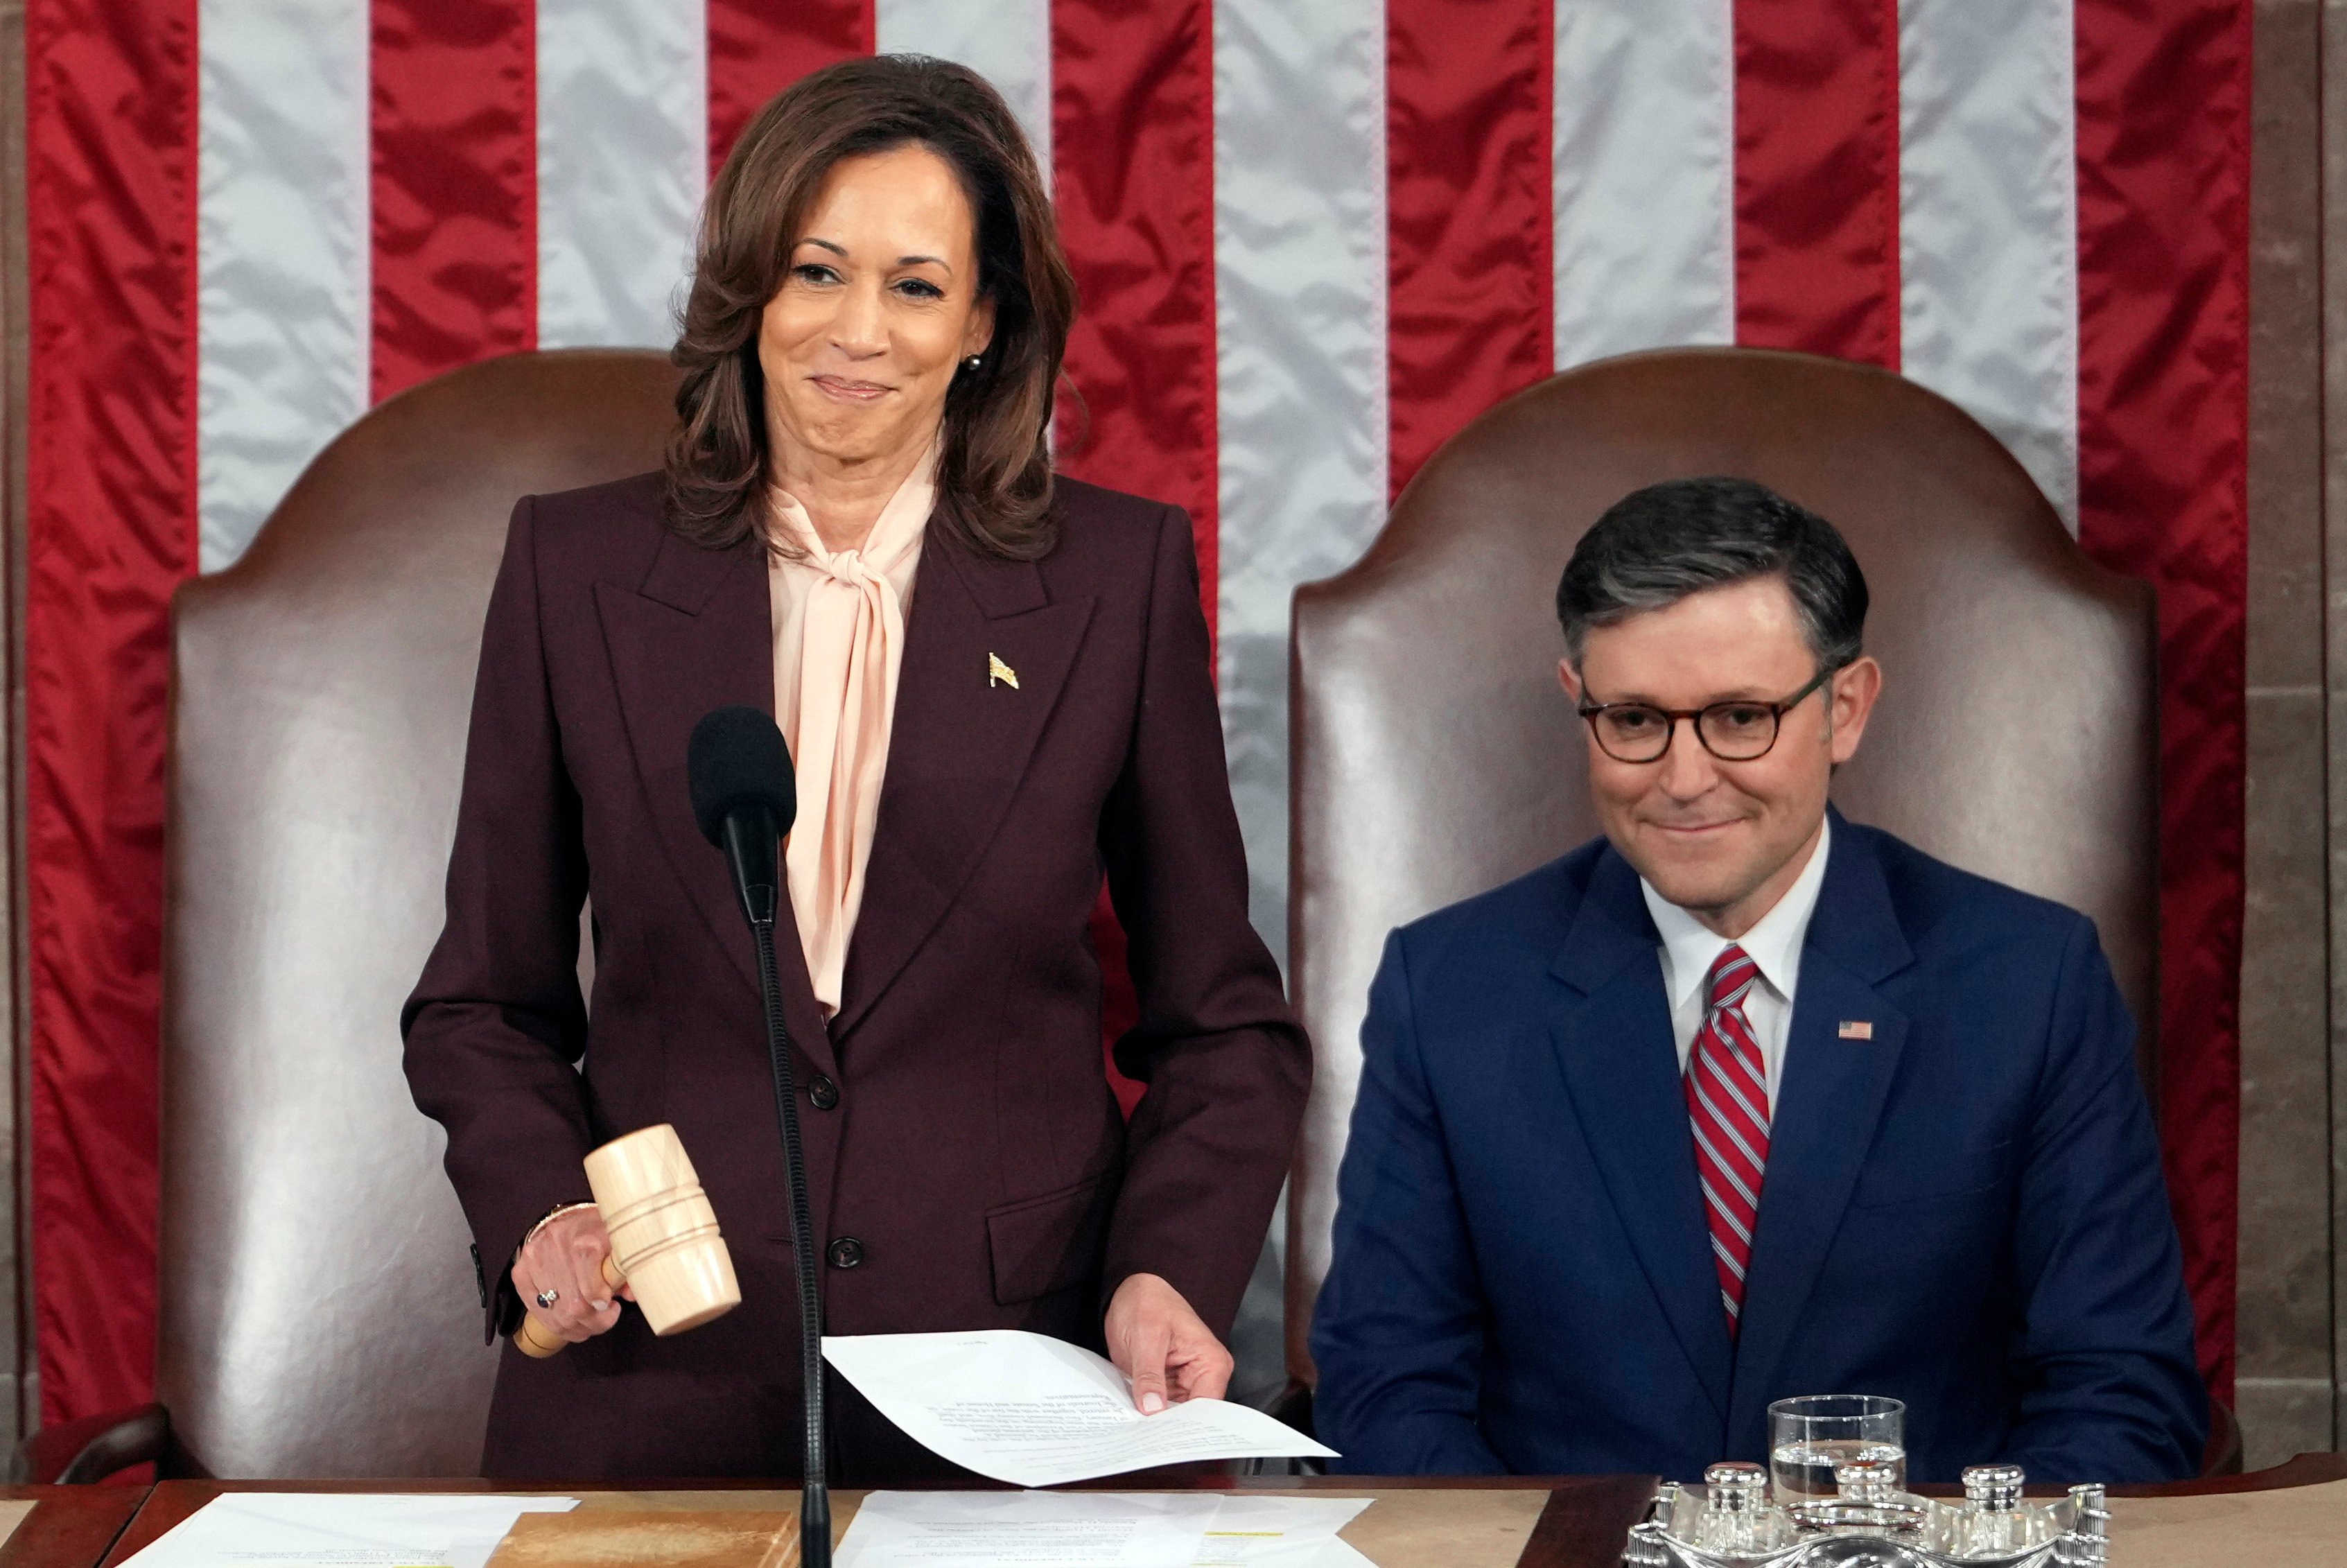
[1685,944,1771,1337]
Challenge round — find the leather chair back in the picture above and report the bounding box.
[162,350,680,1476]
[1284,347,2156,1383]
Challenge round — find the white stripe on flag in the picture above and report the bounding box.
[1897,0,2080,528]
[1210,0,1388,967]
[1551,0,1736,369]
[876,0,1054,173]
[538,0,708,349]
[196,0,372,571]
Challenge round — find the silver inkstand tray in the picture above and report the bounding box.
[1622,1457,2114,1567]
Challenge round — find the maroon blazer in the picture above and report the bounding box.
[402,472,1309,1479]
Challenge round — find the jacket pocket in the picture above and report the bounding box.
[986,1169,1119,1306]
[1847,1136,2016,1210]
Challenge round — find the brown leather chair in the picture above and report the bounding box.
[21,350,681,1479]
[1282,346,2162,1402]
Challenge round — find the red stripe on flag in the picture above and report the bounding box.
[1384,0,1551,499]
[707,1,873,175]
[1732,0,1901,366]
[369,0,539,402]
[1050,0,1219,1116]
[24,0,198,1426]
[1051,0,1220,598]
[2074,0,2249,1401]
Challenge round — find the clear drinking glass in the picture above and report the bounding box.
[1768,1393,1906,1500]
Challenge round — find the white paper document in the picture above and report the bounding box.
[1189,1495,1373,1566]
[119,1492,580,1568]
[823,1329,1337,1486]
[835,1491,1375,1568]
[837,1490,1221,1567]
[1192,1502,1370,1558]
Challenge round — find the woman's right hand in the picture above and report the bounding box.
[512,1205,628,1345]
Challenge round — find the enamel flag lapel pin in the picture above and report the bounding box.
[1838,1020,1874,1040]
[988,652,1020,690]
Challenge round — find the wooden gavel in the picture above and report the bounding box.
[515,1123,742,1357]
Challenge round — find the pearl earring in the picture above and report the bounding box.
[964,355,982,369]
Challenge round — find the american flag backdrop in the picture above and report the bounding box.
[26,0,2247,1427]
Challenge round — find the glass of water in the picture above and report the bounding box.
[1768,1393,1906,1501]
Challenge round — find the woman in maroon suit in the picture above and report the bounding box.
[401,56,1308,1479]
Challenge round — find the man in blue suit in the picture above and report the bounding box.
[1310,476,2206,1485]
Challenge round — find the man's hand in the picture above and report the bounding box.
[512,1205,634,1346]
[1105,1272,1233,1413]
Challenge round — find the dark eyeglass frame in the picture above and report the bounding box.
[1576,665,1839,764]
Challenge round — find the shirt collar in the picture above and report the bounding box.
[1641,814,1834,1011]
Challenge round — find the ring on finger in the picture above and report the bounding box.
[535,1288,559,1309]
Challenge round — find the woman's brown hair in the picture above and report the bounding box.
[666,55,1076,559]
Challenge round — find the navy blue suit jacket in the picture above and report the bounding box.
[1310,812,2205,1484]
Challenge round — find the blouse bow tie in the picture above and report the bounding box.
[766,444,939,1016]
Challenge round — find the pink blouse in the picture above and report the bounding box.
[765,443,939,1015]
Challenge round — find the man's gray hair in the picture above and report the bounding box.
[1555,476,1869,670]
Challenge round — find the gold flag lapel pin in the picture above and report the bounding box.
[988,652,1020,690]
[1838,1020,1874,1040]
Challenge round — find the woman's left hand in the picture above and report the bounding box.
[1105,1272,1233,1413]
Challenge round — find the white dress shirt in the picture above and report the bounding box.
[1640,815,1833,1115]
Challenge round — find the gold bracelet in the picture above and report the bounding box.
[522,1200,598,1251]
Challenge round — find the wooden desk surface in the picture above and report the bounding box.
[0,1486,147,1568]
[88,1457,2347,1568]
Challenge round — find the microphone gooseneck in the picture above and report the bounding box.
[753,903,830,1558]
[686,705,828,1568]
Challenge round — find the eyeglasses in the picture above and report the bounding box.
[1576,666,1837,764]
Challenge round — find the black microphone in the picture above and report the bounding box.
[686,705,829,1568]
[688,704,794,927]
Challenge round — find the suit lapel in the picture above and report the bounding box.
[1728,817,1914,1423]
[832,531,1097,1038]
[1549,850,1735,1424]
[593,525,831,1069]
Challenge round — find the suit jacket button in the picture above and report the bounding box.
[827,1237,864,1270]
[808,1074,839,1110]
